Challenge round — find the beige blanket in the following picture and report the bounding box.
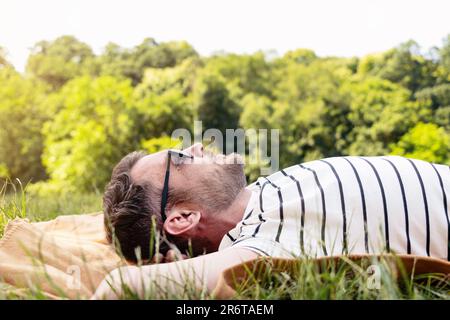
[0,213,122,299]
[1,213,449,299]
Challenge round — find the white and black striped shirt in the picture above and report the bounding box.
[218,156,450,261]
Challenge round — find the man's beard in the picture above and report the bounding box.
[193,151,247,213]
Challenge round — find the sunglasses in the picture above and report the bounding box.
[160,149,194,222]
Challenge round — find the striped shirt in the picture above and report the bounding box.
[218,156,450,261]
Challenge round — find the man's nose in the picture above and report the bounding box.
[183,143,204,157]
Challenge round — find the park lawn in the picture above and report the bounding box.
[0,189,102,299]
[0,188,449,300]
[0,190,102,237]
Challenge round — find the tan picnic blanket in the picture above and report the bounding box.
[0,212,449,299]
[0,212,123,299]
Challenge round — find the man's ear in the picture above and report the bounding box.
[163,207,201,236]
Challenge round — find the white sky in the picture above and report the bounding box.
[1,0,449,72]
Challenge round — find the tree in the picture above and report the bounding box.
[41,76,138,192]
[133,58,200,138]
[414,83,450,110]
[26,36,95,89]
[357,41,438,93]
[268,57,354,166]
[193,72,241,136]
[141,136,181,153]
[136,57,202,95]
[97,39,198,85]
[202,52,274,99]
[414,84,450,130]
[0,68,49,183]
[134,87,194,139]
[281,48,317,65]
[390,123,450,164]
[341,77,431,156]
[94,42,135,81]
[135,39,198,69]
[239,93,274,129]
[436,34,450,82]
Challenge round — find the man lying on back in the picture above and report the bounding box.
[93,143,449,299]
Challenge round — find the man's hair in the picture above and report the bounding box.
[103,151,171,262]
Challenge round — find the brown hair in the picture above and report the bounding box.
[103,151,171,262]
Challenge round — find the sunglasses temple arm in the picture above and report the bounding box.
[160,153,172,221]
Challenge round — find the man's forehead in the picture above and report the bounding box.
[130,151,166,182]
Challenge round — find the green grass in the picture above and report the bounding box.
[0,181,103,299]
[0,183,102,238]
[230,256,450,300]
[0,183,449,300]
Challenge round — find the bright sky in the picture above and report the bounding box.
[1,0,449,72]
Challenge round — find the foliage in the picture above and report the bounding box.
[415,84,450,130]
[26,36,95,89]
[203,52,275,99]
[342,77,429,156]
[436,34,450,83]
[0,35,448,194]
[41,76,138,192]
[96,38,198,85]
[357,40,438,92]
[0,68,49,183]
[133,59,199,138]
[193,71,241,134]
[390,122,450,164]
[270,57,354,166]
[141,136,182,153]
[134,87,194,138]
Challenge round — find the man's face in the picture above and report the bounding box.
[130,143,247,213]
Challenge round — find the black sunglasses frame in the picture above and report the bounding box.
[160,150,194,222]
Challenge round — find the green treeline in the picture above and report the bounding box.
[0,35,449,194]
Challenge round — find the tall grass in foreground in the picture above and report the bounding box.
[0,181,27,237]
[230,256,450,300]
[0,183,449,300]
[102,256,450,300]
[0,181,103,299]
[0,181,102,237]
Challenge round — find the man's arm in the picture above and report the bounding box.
[91,247,259,299]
